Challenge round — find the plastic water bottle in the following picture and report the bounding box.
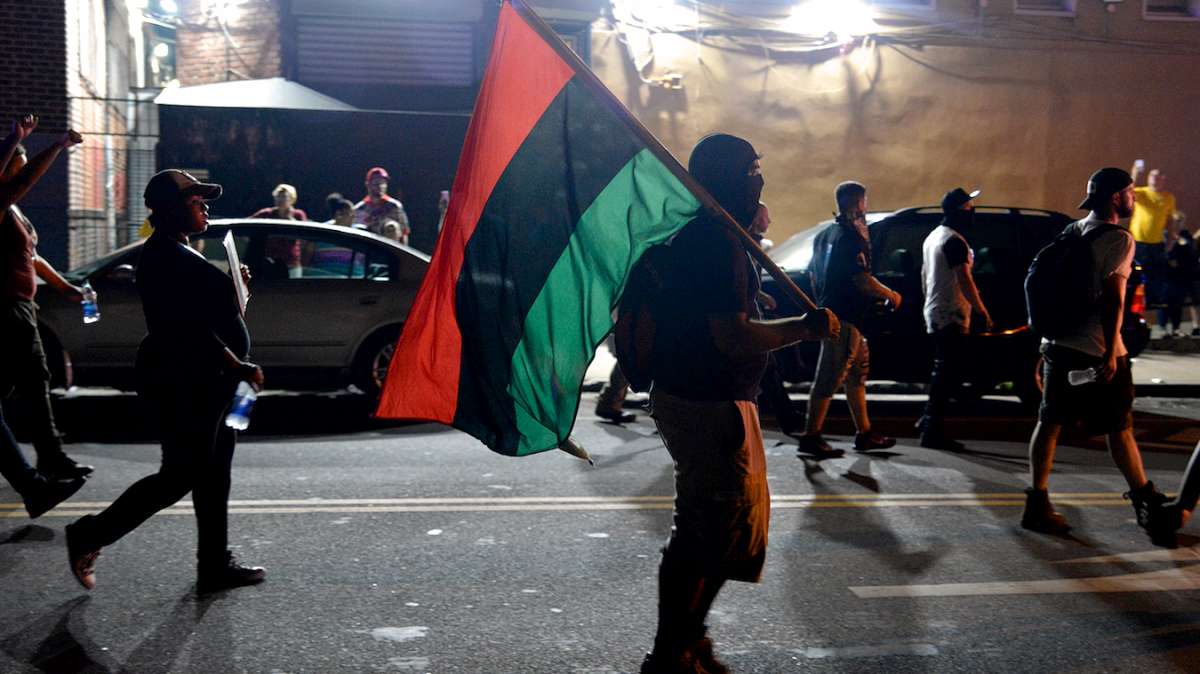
[224,381,257,430]
[1068,367,1098,386]
[81,282,100,324]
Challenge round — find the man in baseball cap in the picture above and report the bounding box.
[144,169,221,212]
[1078,167,1133,211]
[354,166,410,243]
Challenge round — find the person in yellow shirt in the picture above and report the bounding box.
[1130,162,1179,327]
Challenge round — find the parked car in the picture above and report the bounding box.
[762,206,1150,407]
[35,219,430,397]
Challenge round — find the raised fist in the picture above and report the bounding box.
[12,114,38,140]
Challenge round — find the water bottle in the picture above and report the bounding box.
[1068,367,1098,386]
[224,381,257,430]
[81,282,100,324]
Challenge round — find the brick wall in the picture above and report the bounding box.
[0,0,69,130]
[176,0,284,85]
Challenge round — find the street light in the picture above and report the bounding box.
[158,0,178,15]
[783,0,878,43]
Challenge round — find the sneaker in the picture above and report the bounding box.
[23,476,85,519]
[38,454,95,480]
[197,551,265,594]
[796,434,844,460]
[1146,502,1185,548]
[640,648,706,674]
[854,431,896,452]
[1021,488,1071,535]
[66,517,101,590]
[596,408,637,424]
[1125,481,1170,536]
[919,432,965,452]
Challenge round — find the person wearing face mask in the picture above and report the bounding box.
[799,181,900,458]
[633,134,838,674]
[917,187,993,451]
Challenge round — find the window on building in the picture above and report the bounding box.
[1144,0,1200,19]
[1014,0,1076,15]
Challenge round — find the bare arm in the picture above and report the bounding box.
[0,130,81,210]
[709,309,840,358]
[1131,162,1145,186]
[1097,273,1126,382]
[33,256,83,301]
[853,271,901,307]
[954,264,993,330]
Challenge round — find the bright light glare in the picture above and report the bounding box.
[152,42,171,59]
[158,0,178,14]
[783,0,877,42]
[625,0,693,29]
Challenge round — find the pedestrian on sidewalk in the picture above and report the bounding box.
[798,181,898,458]
[0,114,87,517]
[1129,161,1179,333]
[1162,226,1197,337]
[622,133,837,674]
[1021,167,1168,537]
[917,187,993,450]
[0,116,94,482]
[66,170,266,593]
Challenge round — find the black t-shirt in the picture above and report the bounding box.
[811,221,873,327]
[647,217,767,401]
[943,235,969,268]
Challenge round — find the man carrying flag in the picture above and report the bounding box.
[628,134,837,673]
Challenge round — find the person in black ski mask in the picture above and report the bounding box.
[628,133,837,674]
[916,187,993,450]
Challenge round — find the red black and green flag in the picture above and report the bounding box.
[375,0,704,456]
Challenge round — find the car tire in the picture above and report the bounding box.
[353,326,402,399]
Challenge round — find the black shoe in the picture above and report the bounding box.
[920,432,965,452]
[66,517,101,590]
[640,648,706,674]
[596,408,637,424]
[38,454,94,480]
[796,434,844,460]
[687,637,729,674]
[1125,481,1170,538]
[1020,488,1071,535]
[854,431,896,451]
[197,551,265,593]
[23,476,85,519]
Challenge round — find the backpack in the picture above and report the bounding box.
[613,247,666,393]
[1024,223,1119,339]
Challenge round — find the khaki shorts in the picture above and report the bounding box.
[811,322,869,398]
[650,390,770,583]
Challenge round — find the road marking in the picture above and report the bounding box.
[0,492,1136,518]
[850,565,1200,598]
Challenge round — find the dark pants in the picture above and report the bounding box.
[0,402,37,495]
[1135,242,1166,311]
[922,326,967,434]
[76,374,237,565]
[757,354,802,434]
[0,301,66,462]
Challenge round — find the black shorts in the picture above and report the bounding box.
[1038,343,1133,436]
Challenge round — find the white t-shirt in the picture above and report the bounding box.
[921,225,974,333]
[1045,217,1135,358]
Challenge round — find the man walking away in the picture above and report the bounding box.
[629,133,837,674]
[918,187,993,451]
[1021,168,1167,537]
[799,181,899,458]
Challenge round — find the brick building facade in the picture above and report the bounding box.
[175,0,282,84]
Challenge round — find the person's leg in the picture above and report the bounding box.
[1107,428,1148,491]
[921,327,966,448]
[844,327,870,434]
[0,402,38,494]
[596,364,635,422]
[800,335,848,458]
[803,395,832,436]
[758,355,802,435]
[1175,442,1200,516]
[1028,421,1061,491]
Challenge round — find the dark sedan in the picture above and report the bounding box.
[762,206,1150,407]
[35,219,429,397]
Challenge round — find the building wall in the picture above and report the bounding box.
[0,0,70,129]
[591,0,1200,242]
[176,0,283,84]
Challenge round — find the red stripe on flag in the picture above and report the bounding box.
[375,1,575,422]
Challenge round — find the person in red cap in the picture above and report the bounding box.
[354,166,410,245]
[66,169,266,594]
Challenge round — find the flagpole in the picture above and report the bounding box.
[509,0,819,313]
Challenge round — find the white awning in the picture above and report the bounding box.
[154,77,358,112]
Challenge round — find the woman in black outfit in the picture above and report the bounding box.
[66,170,266,593]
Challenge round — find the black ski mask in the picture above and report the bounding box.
[944,208,974,230]
[687,134,763,228]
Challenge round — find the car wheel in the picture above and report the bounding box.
[353,326,401,399]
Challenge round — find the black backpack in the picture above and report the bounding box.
[1024,223,1119,339]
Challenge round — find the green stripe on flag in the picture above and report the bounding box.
[506,148,703,455]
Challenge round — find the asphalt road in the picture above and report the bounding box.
[2,391,1199,674]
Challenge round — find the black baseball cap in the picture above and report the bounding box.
[941,187,981,213]
[144,169,222,211]
[1078,167,1132,210]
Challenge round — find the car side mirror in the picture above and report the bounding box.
[108,264,135,282]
